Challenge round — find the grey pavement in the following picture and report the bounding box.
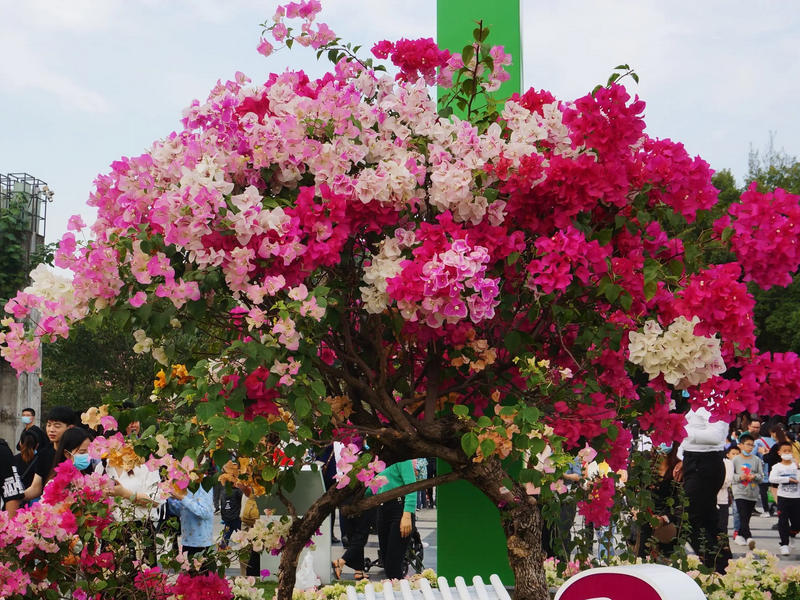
[727,509,800,566]
[212,507,438,579]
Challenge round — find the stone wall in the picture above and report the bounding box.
[0,359,42,445]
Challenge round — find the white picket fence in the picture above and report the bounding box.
[345,575,512,600]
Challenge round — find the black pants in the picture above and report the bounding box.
[540,502,576,562]
[718,503,729,534]
[778,496,800,546]
[341,506,376,571]
[734,499,756,540]
[759,483,771,512]
[377,498,414,579]
[683,451,731,573]
[221,518,241,548]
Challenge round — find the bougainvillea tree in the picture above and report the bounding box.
[4,2,800,599]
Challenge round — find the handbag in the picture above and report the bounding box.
[654,521,678,544]
[241,497,260,526]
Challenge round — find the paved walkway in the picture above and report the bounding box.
[213,505,800,578]
[213,507,439,579]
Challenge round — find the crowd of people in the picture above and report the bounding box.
[538,410,800,572]
[0,406,435,581]
[4,403,800,579]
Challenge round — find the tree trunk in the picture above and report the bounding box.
[276,485,353,600]
[462,458,549,600]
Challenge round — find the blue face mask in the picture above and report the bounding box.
[72,454,91,471]
[21,416,32,425]
[658,443,673,454]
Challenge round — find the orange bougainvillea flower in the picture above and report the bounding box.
[154,370,167,389]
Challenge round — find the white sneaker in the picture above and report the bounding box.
[734,535,747,546]
[791,538,797,549]
[748,538,756,550]
[759,511,772,518]
[781,545,790,556]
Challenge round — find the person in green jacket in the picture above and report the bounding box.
[377,460,416,579]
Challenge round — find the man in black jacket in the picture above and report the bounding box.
[17,407,47,451]
[0,438,24,517]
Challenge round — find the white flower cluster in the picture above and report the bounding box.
[627,316,725,389]
[24,264,75,304]
[231,576,266,600]
[132,329,153,354]
[360,231,414,314]
[230,514,295,553]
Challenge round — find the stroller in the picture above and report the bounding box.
[363,528,426,578]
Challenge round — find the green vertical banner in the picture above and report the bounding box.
[435,1,521,584]
[436,0,522,106]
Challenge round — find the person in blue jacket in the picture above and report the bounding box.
[376,460,416,579]
[168,485,215,573]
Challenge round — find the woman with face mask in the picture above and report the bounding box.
[49,428,93,482]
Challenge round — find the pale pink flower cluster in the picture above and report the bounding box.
[334,444,388,493]
[628,316,726,389]
[361,236,408,314]
[230,511,293,554]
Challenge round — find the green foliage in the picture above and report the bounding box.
[0,196,56,307]
[42,320,156,413]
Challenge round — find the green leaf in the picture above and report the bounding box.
[453,404,469,417]
[295,396,312,418]
[593,228,613,246]
[472,27,482,41]
[112,309,130,327]
[262,466,279,481]
[620,292,633,312]
[484,188,499,202]
[461,432,479,457]
[506,251,520,266]
[438,106,454,119]
[480,438,496,458]
[607,423,619,441]
[522,406,540,423]
[604,284,621,303]
[668,259,684,278]
[644,280,658,301]
[476,416,493,428]
[462,44,475,66]
[643,258,661,283]
[480,28,490,42]
[505,330,521,352]
[311,380,327,399]
[631,72,640,84]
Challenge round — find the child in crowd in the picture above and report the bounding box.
[726,446,742,538]
[718,445,737,534]
[167,485,215,573]
[732,434,764,550]
[769,440,800,556]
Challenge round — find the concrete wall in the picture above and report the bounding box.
[0,359,42,446]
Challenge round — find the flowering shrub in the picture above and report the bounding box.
[4,0,800,597]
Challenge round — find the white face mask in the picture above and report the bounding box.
[781,454,794,461]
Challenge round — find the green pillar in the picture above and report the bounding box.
[435,1,522,584]
[436,0,522,104]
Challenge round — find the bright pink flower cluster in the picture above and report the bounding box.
[719,183,800,289]
[640,137,718,223]
[172,572,233,600]
[663,262,756,362]
[637,398,688,446]
[371,38,451,86]
[578,476,616,527]
[388,237,500,328]
[526,227,610,295]
[0,561,31,598]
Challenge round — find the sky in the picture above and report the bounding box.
[2,0,799,244]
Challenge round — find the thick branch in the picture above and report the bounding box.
[341,471,461,517]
